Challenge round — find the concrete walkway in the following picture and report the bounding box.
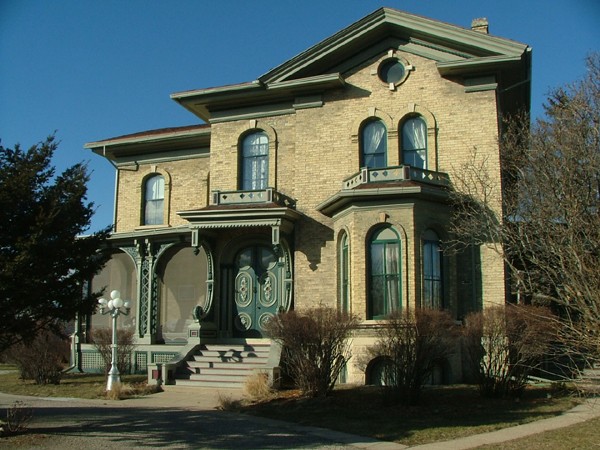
[1,386,599,449]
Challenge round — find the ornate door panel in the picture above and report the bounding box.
[233,246,279,337]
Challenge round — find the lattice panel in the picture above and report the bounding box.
[152,353,177,364]
[139,258,150,336]
[81,351,104,370]
[135,352,148,373]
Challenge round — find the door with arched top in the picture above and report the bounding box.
[233,245,280,337]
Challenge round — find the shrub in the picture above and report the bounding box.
[91,327,135,375]
[463,304,558,398]
[244,371,273,401]
[362,308,459,405]
[0,401,33,436]
[104,381,161,400]
[5,328,69,384]
[265,307,358,397]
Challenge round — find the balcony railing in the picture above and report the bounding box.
[212,188,295,207]
[342,165,450,190]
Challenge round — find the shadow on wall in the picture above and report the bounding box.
[294,215,334,271]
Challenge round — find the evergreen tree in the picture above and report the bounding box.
[0,135,110,352]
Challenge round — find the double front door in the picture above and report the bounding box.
[233,245,280,337]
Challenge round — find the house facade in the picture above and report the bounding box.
[82,8,531,384]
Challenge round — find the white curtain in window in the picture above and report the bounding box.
[146,176,164,200]
[385,242,400,313]
[243,132,269,190]
[403,117,426,150]
[145,175,165,225]
[364,121,386,153]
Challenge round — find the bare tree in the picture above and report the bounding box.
[449,54,600,370]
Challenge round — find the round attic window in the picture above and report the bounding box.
[378,56,411,88]
[379,60,405,84]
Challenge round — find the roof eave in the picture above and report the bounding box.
[436,53,529,76]
[170,73,345,122]
[259,7,529,84]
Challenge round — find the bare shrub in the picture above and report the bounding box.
[217,393,243,411]
[91,327,135,374]
[463,304,559,398]
[265,307,358,398]
[5,329,69,384]
[363,308,459,405]
[104,381,161,400]
[0,401,33,436]
[244,371,273,401]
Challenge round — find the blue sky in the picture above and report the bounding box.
[1,0,598,232]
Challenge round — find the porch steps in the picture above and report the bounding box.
[174,341,273,388]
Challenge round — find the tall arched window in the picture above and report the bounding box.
[241,131,269,190]
[368,227,401,319]
[402,116,427,169]
[339,232,350,313]
[361,120,387,168]
[422,230,443,309]
[144,175,165,225]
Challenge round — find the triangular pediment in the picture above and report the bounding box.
[171,7,530,122]
[258,7,529,84]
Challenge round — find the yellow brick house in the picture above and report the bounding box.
[82,8,531,386]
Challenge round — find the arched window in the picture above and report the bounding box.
[144,175,165,225]
[339,232,350,313]
[422,230,443,309]
[402,116,427,169]
[241,131,269,190]
[368,227,401,319]
[361,120,387,168]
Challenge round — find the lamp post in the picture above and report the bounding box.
[98,290,131,391]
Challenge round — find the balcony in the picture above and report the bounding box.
[342,165,450,190]
[318,165,450,217]
[211,188,295,208]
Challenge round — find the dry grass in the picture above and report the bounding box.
[244,372,273,402]
[239,384,583,447]
[104,381,162,400]
[0,371,151,399]
[216,393,243,411]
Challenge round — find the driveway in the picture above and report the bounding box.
[0,387,402,449]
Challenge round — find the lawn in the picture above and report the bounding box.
[0,368,589,447]
[237,384,582,447]
[479,416,600,449]
[0,369,148,399]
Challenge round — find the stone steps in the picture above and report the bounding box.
[174,341,273,388]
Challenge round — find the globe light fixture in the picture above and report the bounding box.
[98,289,131,391]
